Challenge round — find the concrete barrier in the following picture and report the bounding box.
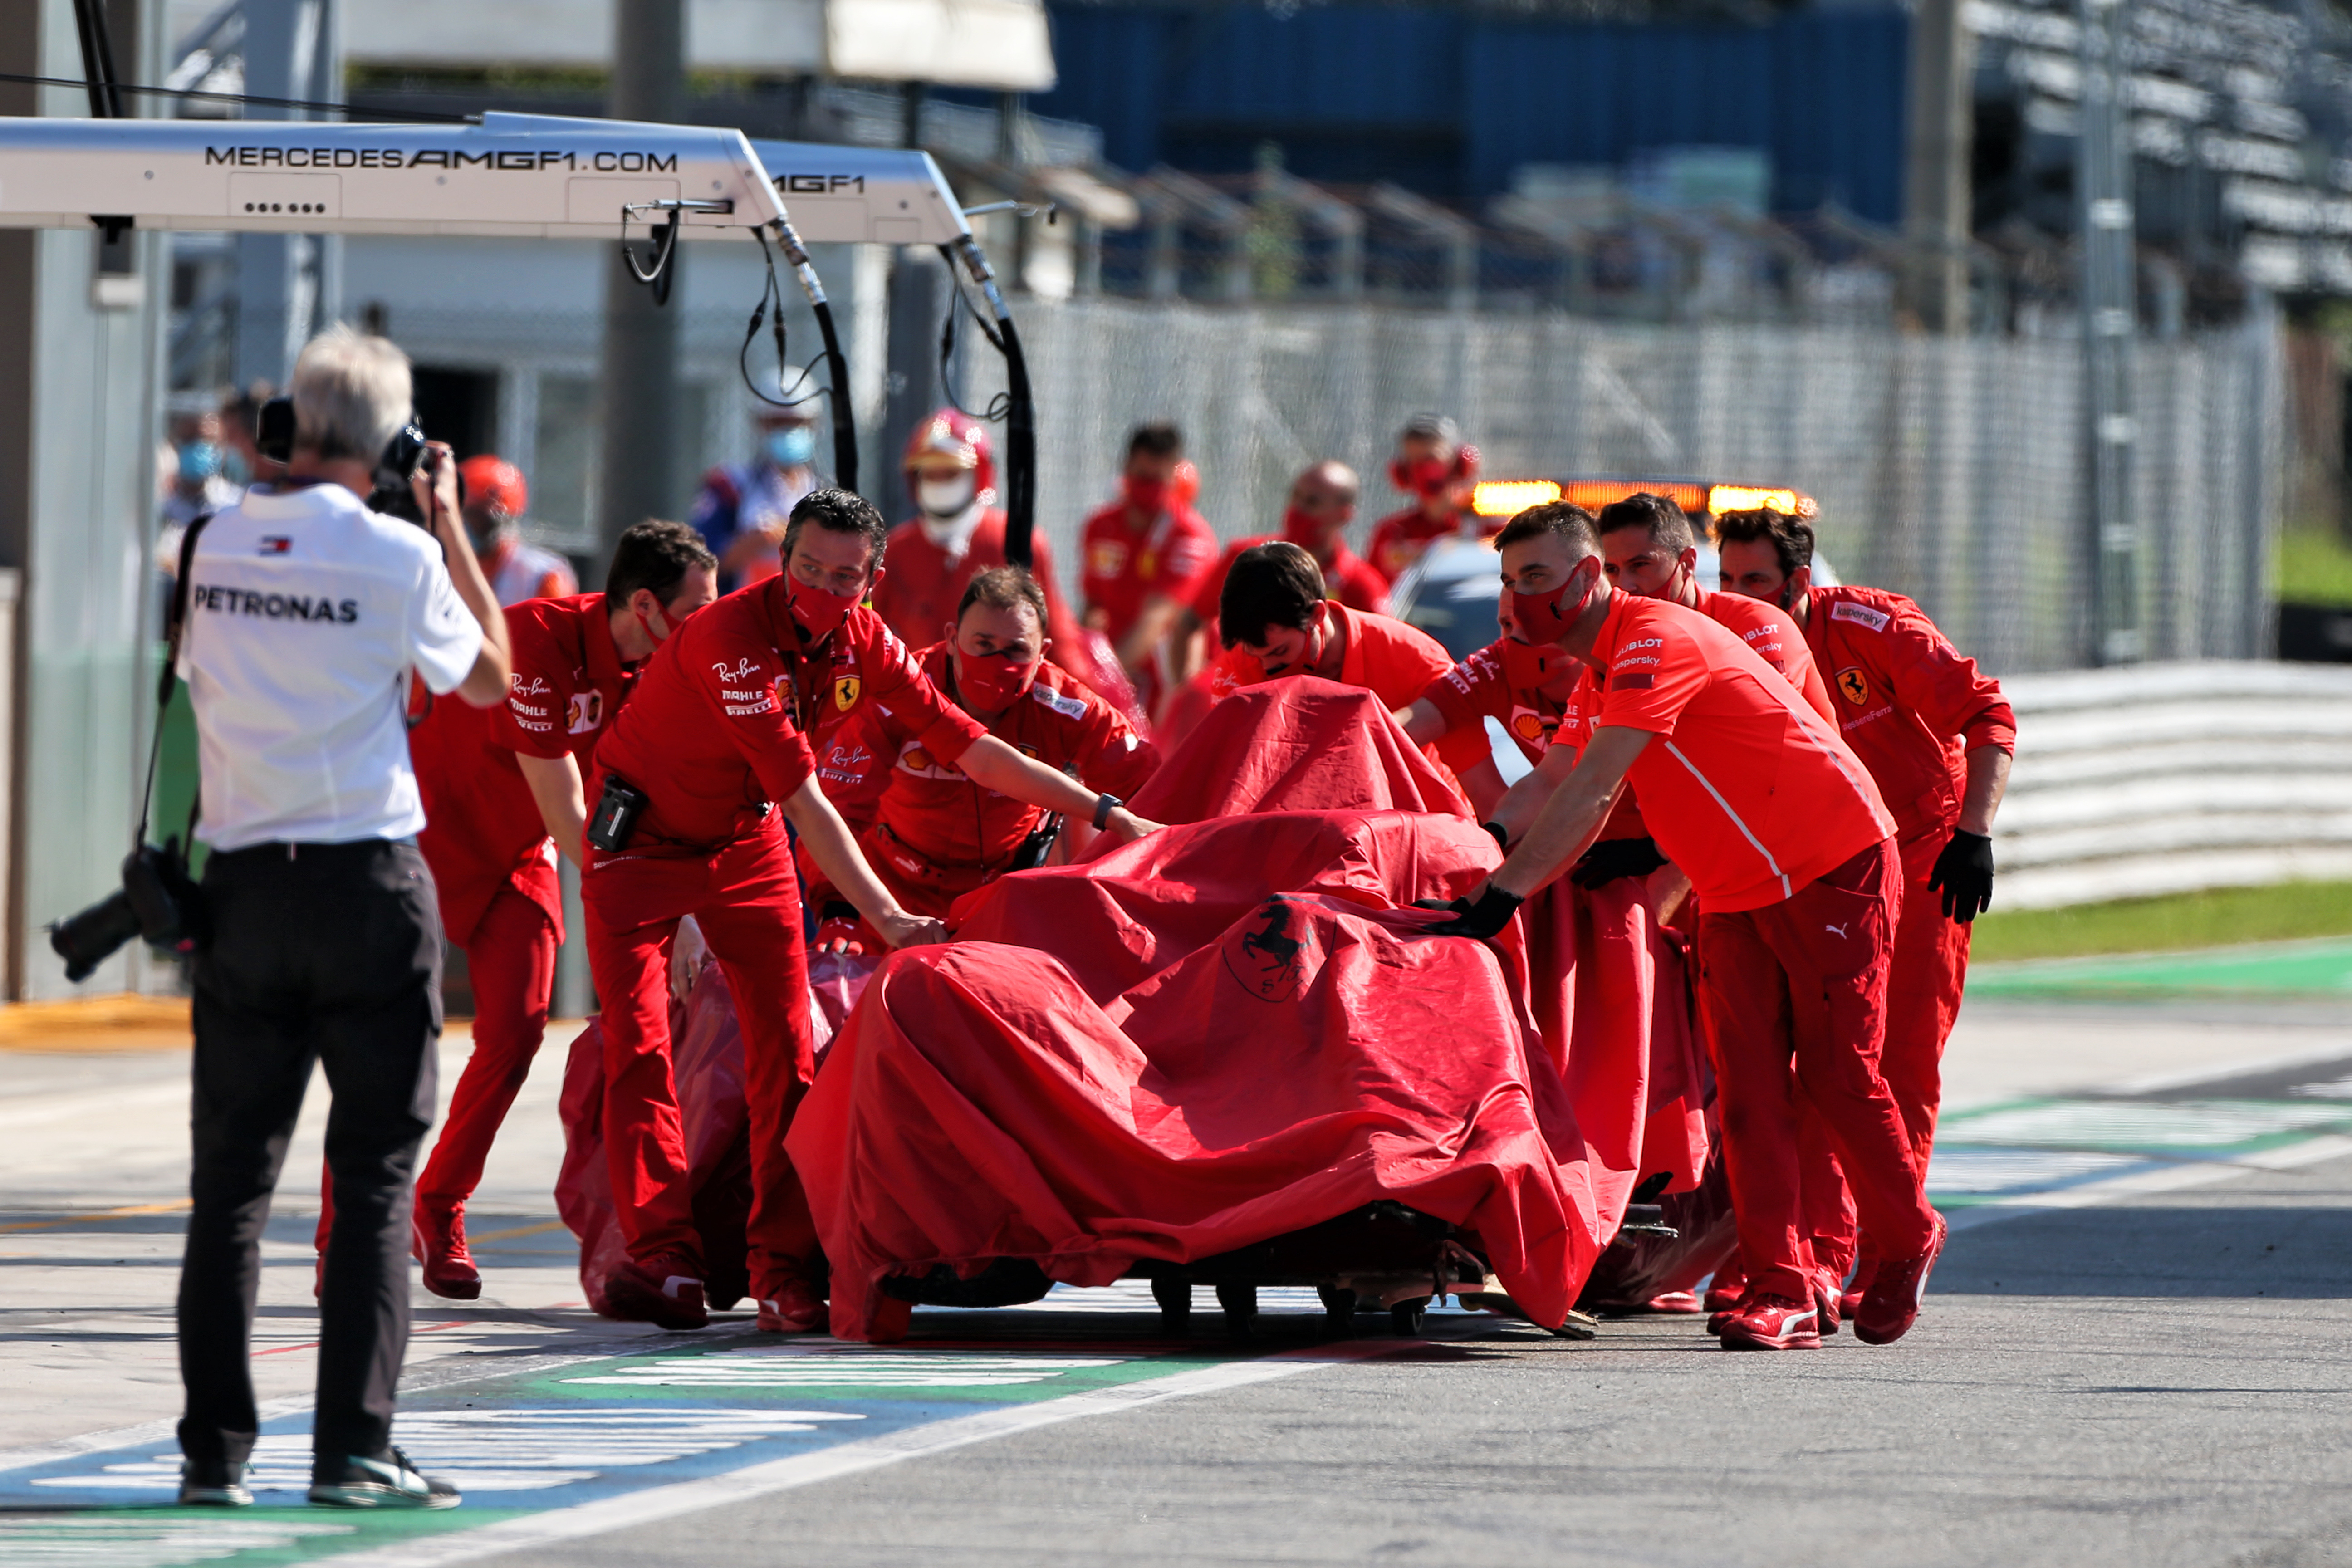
[1998,661,2352,909]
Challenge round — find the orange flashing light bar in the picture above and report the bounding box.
[1706,484,1818,519]
[1472,477,1820,520]
[1470,479,1563,517]
[1563,480,1708,515]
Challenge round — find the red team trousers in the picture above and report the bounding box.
[1797,827,1972,1275]
[315,887,558,1248]
[1696,838,1937,1303]
[582,821,816,1289]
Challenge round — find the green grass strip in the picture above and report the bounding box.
[2279,528,2352,610]
[1970,880,2352,963]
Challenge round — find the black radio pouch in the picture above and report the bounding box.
[586,774,649,852]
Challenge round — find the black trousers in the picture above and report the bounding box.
[177,838,442,1469]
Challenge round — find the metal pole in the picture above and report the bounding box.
[2078,0,2141,665]
[235,0,339,388]
[594,0,683,568]
[1901,0,1971,333]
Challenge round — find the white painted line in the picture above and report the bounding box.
[327,1340,1404,1568]
[0,1343,658,1476]
[1945,1132,2352,1234]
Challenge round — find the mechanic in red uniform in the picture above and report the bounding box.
[1366,413,1481,585]
[317,522,719,1298]
[583,490,1163,1336]
[1159,461,1390,746]
[1204,542,1491,789]
[867,409,1086,669]
[1425,501,1945,1351]
[1715,506,2012,1310]
[1078,422,1218,705]
[806,566,1159,945]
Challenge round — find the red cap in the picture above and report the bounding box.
[459,455,527,522]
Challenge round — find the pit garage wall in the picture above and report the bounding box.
[0,0,172,1001]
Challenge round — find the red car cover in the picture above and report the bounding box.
[792,807,1613,1342]
[1104,676,1468,830]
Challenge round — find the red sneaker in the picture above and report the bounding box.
[1811,1266,1842,1337]
[411,1202,481,1302]
[606,1253,710,1331]
[1840,1251,1877,1320]
[1716,1292,1823,1351]
[1645,1290,1703,1314]
[1854,1214,1946,1346]
[755,1274,828,1334]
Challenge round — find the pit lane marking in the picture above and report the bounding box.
[33,1409,866,1498]
[566,1351,1128,1388]
[0,1516,357,1565]
[323,1340,1404,1568]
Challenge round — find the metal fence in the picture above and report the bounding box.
[1002,299,2286,675]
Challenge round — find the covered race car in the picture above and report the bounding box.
[789,679,1704,1343]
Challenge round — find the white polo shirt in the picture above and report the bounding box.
[178,481,482,851]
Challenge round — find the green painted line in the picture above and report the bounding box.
[1967,936,2352,999]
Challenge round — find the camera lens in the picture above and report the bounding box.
[49,890,146,984]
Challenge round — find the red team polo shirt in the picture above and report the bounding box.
[1801,585,2017,841]
[817,643,1159,869]
[1698,589,1834,723]
[409,593,642,943]
[593,578,987,853]
[1585,593,1893,912]
[1367,506,1497,584]
[1423,639,1571,767]
[1079,499,1219,646]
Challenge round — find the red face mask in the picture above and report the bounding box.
[955,648,1039,711]
[1281,505,1324,547]
[1406,457,1454,498]
[1123,473,1169,514]
[786,573,860,642]
[1500,635,1569,690]
[1510,564,1596,646]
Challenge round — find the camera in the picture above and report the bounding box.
[368,418,431,525]
[49,841,205,983]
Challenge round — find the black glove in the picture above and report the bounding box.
[1412,883,1526,940]
[1480,821,1510,854]
[1928,829,1995,923]
[1569,835,1667,890]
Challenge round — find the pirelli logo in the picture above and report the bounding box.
[205,147,680,172]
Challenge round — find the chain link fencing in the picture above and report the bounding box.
[996,299,2285,675]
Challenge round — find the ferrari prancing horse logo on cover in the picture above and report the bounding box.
[1223,895,1318,1003]
[1837,666,1872,707]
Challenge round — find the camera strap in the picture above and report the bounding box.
[136,513,213,853]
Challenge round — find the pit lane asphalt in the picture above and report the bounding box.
[6,1002,2352,1568]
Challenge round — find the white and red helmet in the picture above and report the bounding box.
[902,408,997,501]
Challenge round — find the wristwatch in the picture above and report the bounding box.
[1093,793,1122,831]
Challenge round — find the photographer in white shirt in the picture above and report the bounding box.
[172,325,509,1512]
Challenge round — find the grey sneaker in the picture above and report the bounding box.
[308,1447,460,1509]
[177,1458,252,1507]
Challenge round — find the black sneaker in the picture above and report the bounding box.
[177,1458,252,1507]
[308,1448,460,1509]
